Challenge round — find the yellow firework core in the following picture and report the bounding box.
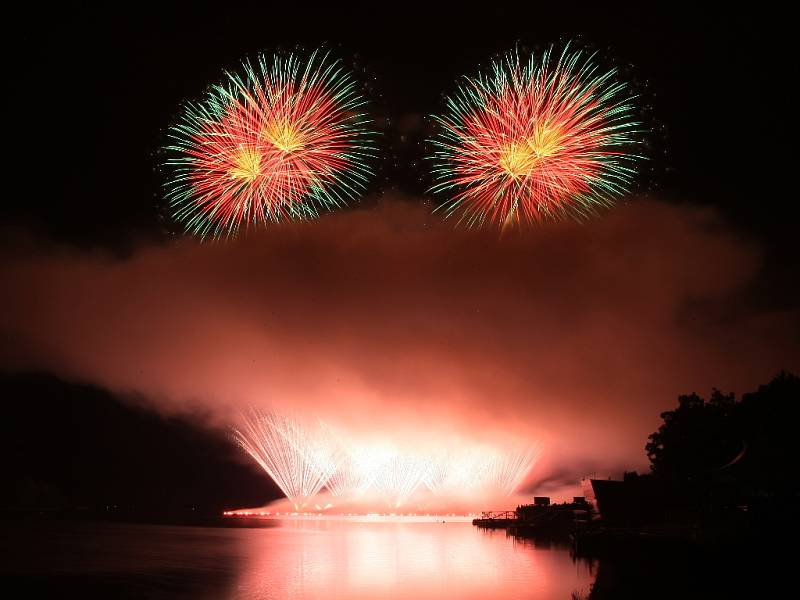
[229,147,262,182]
[263,119,305,153]
[499,123,562,179]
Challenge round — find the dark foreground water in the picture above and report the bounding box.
[2,519,595,599]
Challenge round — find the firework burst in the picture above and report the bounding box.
[164,50,376,237]
[479,444,543,495]
[233,410,335,510]
[234,410,542,510]
[429,44,644,228]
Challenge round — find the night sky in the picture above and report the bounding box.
[2,4,797,514]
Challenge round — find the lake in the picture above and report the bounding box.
[3,518,596,599]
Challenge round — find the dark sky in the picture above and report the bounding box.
[6,4,792,249]
[2,4,797,512]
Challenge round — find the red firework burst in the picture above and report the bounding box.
[430,46,642,227]
[165,51,375,236]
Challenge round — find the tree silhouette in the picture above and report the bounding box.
[646,372,799,510]
[646,389,739,484]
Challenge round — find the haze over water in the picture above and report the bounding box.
[5,519,595,599]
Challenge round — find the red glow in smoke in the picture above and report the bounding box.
[2,201,797,507]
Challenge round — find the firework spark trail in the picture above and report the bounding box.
[233,410,334,509]
[422,454,450,495]
[235,411,543,509]
[373,454,432,508]
[429,43,644,228]
[164,50,377,237]
[314,423,364,497]
[479,443,543,495]
[422,449,476,494]
[324,453,363,497]
[424,445,542,496]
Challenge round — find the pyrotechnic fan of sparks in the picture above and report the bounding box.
[232,410,334,509]
[233,410,542,510]
[429,43,644,229]
[163,49,376,237]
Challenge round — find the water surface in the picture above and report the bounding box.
[3,519,595,599]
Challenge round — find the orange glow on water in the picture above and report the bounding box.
[234,519,595,599]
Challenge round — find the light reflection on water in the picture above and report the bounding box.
[3,519,595,599]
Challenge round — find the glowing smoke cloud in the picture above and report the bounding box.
[5,202,794,506]
[233,410,542,510]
